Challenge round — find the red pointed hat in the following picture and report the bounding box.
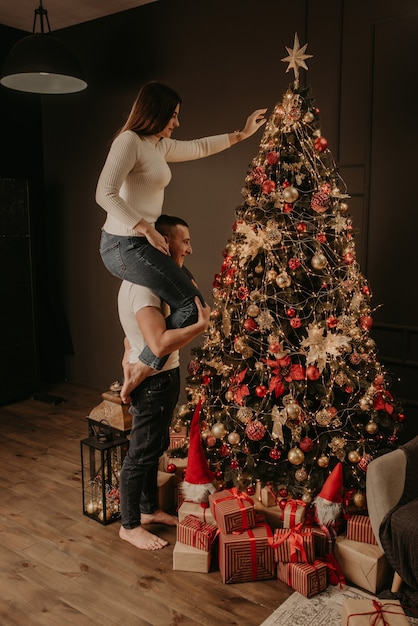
[182,400,215,502]
[317,461,343,503]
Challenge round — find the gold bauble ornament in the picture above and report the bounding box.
[285,402,301,420]
[266,269,278,282]
[225,242,237,256]
[276,272,291,288]
[287,447,305,465]
[303,111,314,123]
[301,492,312,504]
[317,455,329,468]
[86,500,99,515]
[347,450,361,464]
[311,253,328,270]
[247,304,260,317]
[352,491,366,508]
[211,422,227,439]
[98,508,113,522]
[255,264,264,274]
[282,186,299,203]
[295,467,308,482]
[228,431,241,445]
[177,404,191,418]
[339,201,349,213]
[359,395,373,411]
[365,420,378,434]
[225,390,234,402]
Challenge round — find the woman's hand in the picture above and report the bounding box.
[134,219,170,255]
[241,108,268,139]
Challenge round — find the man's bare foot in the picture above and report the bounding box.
[140,509,178,526]
[121,359,154,404]
[119,525,168,550]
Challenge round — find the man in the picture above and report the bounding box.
[117,215,210,551]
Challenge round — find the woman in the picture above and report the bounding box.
[96,81,266,374]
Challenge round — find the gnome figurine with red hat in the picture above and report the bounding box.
[180,400,217,503]
[314,462,344,527]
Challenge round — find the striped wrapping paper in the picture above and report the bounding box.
[269,525,315,563]
[209,488,256,534]
[219,524,276,584]
[277,560,328,598]
[346,514,378,545]
[177,514,218,552]
[282,499,306,529]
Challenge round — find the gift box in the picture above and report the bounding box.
[282,499,306,529]
[261,484,279,507]
[173,540,212,573]
[309,524,337,557]
[178,501,216,525]
[346,514,378,546]
[270,524,315,563]
[333,535,391,594]
[169,424,188,449]
[218,523,275,584]
[254,500,283,530]
[157,471,175,512]
[341,598,409,625]
[209,488,255,534]
[177,514,218,552]
[277,560,328,598]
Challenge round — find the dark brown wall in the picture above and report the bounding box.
[1,0,417,434]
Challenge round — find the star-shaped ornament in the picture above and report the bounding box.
[282,33,313,87]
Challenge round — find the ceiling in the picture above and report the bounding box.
[0,0,157,32]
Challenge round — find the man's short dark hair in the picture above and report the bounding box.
[155,214,189,237]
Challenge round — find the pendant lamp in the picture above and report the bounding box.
[0,1,87,94]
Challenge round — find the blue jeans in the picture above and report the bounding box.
[119,367,180,528]
[100,231,203,369]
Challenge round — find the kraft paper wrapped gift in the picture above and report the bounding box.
[254,500,283,530]
[172,540,212,573]
[209,488,255,534]
[333,535,391,594]
[270,524,315,563]
[261,484,279,507]
[282,499,306,529]
[177,514,218,552]
[341,598,409,625]
[158,452,188,476]
[277,560,328,598]
[157,471,174,512]
[346,514,378,545]
[178,501,216,526]
[218,523,275,584]
[169,424,188,449]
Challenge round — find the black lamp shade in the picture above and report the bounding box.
[0,33,87,94]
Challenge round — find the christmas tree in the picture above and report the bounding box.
[176,34,405,514]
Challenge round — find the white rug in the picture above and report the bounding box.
[259,584,418,626]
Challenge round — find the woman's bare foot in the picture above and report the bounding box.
[119,525,168,550]
[141,509,178,526]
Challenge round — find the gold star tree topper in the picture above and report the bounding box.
[281,33,313,87]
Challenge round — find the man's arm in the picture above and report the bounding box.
[136,296,210,358]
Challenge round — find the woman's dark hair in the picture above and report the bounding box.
[118,81,182,137]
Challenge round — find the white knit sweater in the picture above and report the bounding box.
[96,130,231,236]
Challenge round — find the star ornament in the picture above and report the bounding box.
[282,33,313,87]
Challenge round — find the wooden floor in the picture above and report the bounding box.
[0,382,292,626]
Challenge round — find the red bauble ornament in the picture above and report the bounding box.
[262,180,276,194]
[397,413,406,423]
[245,420,267,441]
[201,374,211,385]
[362,285,371,296]
[255,385,268,398]
[316,232,327,243]
[327,316,338,329]
[360,315,373,330]
[278,488,288,498]
[288,257,301,270]
[286,308,296,318]
[306,365,321,381]
[279,498,288,510]
[283,202,293,213]
[290,317,302,329]
[314,136,328,152]
[299,437,314,453]
[246,485,256,496]
[311,191,330,213]
[206,435,216,447]
[244,318,258,332]
[266,151,279,165]
[166,463,177,474]
[269,448,282,460]
[282,180,291,188]
[343,251,355,265]
[218,444,231,458]
[297,222,307,233]
[230,459,240,469]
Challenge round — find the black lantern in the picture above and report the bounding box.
[80,420,129,525]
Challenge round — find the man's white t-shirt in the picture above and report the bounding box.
[118,280,179,372]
